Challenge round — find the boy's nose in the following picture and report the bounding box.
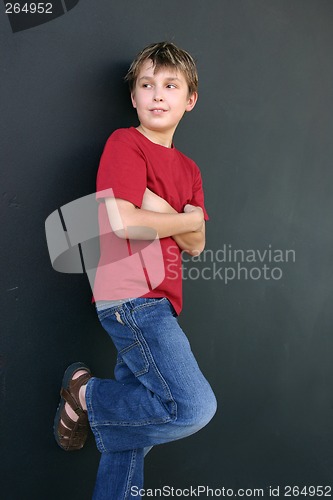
[153,89,164,101]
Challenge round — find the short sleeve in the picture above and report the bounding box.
[189,167,209,221]
[96,136,147,208]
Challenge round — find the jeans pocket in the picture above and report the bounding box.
[119,341,149,377]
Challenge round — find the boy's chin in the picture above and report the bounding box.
[140,121,179,134]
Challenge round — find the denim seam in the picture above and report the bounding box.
[116,317,150,376]
[116,356,125,366]
[124,449,138,500]
[92,415,172,427]
[99,308,150,377]
[120,340,142,356]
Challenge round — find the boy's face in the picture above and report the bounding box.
[131,59,197,139]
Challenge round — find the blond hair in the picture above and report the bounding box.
[125,41,198,95]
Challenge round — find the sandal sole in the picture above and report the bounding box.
[54,361,91,451]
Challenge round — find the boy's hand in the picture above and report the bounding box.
[183,204,198,213]
[172,203,205,255]
[183,204,204,231]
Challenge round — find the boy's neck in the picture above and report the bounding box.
[136,125,174,148]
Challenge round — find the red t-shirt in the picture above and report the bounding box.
[92,127,209,316]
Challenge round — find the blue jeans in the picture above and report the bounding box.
[85,297,217,499]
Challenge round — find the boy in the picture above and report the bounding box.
[54,41,217,499]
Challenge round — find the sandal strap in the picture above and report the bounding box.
[69,372,91,398]
[58,419,86,437]
[57,421,88,450]
[60,371,91,416]
[61,406,86,429]
[60,388,86,417]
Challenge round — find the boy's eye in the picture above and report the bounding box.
[141,83,177,89]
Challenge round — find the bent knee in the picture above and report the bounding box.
[196,387,217,428]
[180,385,217,432]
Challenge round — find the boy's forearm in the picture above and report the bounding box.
[125,208,200,239]
[106,197,203,240]
[172,225,205,256]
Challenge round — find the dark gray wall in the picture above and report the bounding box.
[1,1,333,498]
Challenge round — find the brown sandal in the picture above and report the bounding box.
[54,362,92,451]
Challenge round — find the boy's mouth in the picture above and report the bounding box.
[150,108,167,113]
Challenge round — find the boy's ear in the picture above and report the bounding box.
[185,92,198,112]
[131,92,137,109]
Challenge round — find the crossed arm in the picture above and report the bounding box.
[140,188,206,256]
[105,188,206,256]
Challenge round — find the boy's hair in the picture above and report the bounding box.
[125,41,198,96]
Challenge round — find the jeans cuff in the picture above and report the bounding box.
[85,376,96,425]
